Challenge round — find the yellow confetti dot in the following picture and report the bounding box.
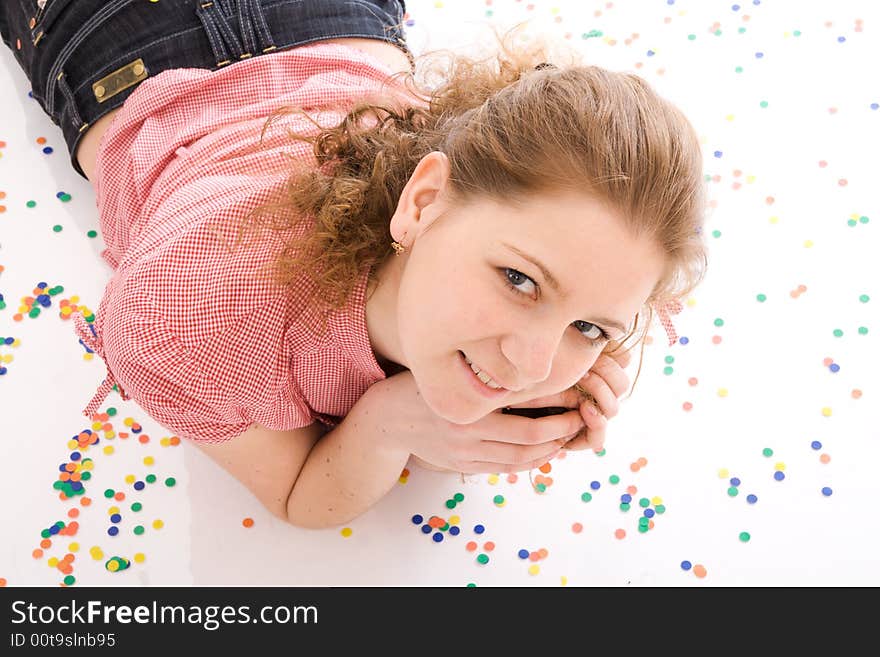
[124,418,134,427]
[560,576,567,586]
[103,445,114,455]
[108,506,119,515]
[152,519,164,530]
[143,456,155,466]
[107,560,119,572]
[804,240,814,248]
[89,547,103,560]
[91,421,103,431]
[68,542,79,552]
[651,496,663,506]
[124,475,135,484]
[448,515,460,526]
[775,462,786,471]
[134,553,145,563]
[487,474,499,485]
[717,468,729,478]
[104,430,115,439]
[528,564,540,576]
[160,437,170,447]
[340,528,353,538]
[821,407,832,417]
[67,439,78,450]
[47,557,59,568]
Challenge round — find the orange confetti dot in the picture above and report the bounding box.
[400,468,410,478]
[637,457,648,467]
[529,551,540,562]
[67,508,79,518]
[483,541,495,552]
[538,462,552,474]
[0,578,6,587]
[465,541,477,552]
[572,522,583,533]
[626,485,637,495]
[537,548,548,559]
[170,436,181,445]
[113,492,125,501]
[36,137,47,144]
[506,473,518,483]
[32,549,43,559]
[138,435,149,444]
[630,463,640,472]
[693,564,708,578]
[40,539,51,549]
[614,529,626,539]
[851,389,862,399]
[820,453,831,464]
[80,497,92,507]
[242,518,254,528]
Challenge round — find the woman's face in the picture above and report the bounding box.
[366,152,666,425]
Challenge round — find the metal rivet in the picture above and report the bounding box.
[132,63,145,76]
[29,18,36,29]
[94,85,105,98]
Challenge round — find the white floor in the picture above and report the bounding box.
[2,1,879,587]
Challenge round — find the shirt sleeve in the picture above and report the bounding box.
[101,283,314,445]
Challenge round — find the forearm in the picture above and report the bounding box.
[286,384,411,529]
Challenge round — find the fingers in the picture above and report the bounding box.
[574,404,607,452]
[471,437,567,468]
[490,408,585,446]
[462,450,564,474]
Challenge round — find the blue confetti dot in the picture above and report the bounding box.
[829,364,840,373]
[643,508,655,518]
[42,146,53,154]
[679,337,689,345]
[811,441,822,450]
[411,514,423,524]
[680,560,692,571]
[730,477,741,486]
[746,494,758,504]
[821,487,833,496]
[518,549,529,559]
[774,471,785,481]
[420,524,431,534]
[449,526,460,536]
[134,481,145,490]
[474,524,485,534]
[49,525,60,535]
[108,526,119,536]
[110,513,121,523]
[590,481,601,490]
[621,494,632,503]
[432,532,444,543]
[70,452,81,461]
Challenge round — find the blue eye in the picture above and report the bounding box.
[501,268,612,344]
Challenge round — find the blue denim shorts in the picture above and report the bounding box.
[1,0,413,180]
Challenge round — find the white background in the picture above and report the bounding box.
[1,0,878,587]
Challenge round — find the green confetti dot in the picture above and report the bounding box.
[581,492,593,503]
[453,493,464,502]
[654,504,666,514]
[762,448,774,457]
[476,553,489,565]
[739,531,751,542]
[104,488,115,498]
[595,448,606,457]
[687,34,696,41]
[440,522,449,532]
[52,225,63,232]
[664,355,675,364]
[59,193,71,202]
[493,494,504,505]
[134,525,145,535]
[41,529,51,538]
[638,517,649,527]
[756,294,767,302]
[63,575,75,586]
[466,583,477,587]
[164,477,176,487]
[609,474,620,484]
[714,318,725,327]
[445,499,456,509]
[859,294,870,303]
[639,497,650,508]
[87,230,98,238]
[638,524,649,533]
[858,327,868,335]
[145,474,156,484]
[619,502,630,512]
[26,200,36,208]
[535,483,547,493]
[130,502,142,512]
[760,100,769,108]
[106,407,117,416]
[663,366,674,375]
[728,487,739,497]
[833,329,843,337]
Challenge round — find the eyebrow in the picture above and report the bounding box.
[500,241,630,336]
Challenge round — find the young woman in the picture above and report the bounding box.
[2,2,706,528]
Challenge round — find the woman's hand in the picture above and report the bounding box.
[502,341,633,454]
[372,370,588,474]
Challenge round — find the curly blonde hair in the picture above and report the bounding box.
[229,21,709,398]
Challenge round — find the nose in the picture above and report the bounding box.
[503,330,564,388]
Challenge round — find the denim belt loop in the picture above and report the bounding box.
[196,0,276,68]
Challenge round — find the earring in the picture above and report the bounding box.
[391,236,406,255]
